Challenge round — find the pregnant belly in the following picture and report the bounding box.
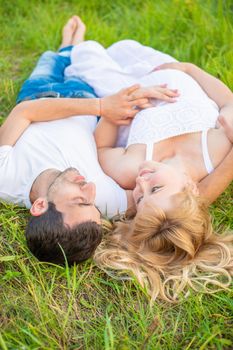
[141,69,219,103]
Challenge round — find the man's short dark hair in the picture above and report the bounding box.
[25,202,102,265]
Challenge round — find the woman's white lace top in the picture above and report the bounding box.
[126,69,219,147]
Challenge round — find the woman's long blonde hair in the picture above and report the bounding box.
[95,191,233,303]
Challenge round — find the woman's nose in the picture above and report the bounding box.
[135,176,147,190]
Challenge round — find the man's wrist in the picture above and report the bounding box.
[91,98,101,116]
[99,98,102,117]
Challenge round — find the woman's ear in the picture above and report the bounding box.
[30,197,49,216]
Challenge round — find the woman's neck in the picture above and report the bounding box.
[161,155,200,182]
[152,133,207,182]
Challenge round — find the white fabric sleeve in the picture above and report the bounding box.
[0,145,12,164]
[107,39,178,75]
[65,41,138,97]
[105,186,128,217]
[65,40,178,98]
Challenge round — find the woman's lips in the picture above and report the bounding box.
[138,169,154,177]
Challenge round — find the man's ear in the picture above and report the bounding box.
[30,198,49,216]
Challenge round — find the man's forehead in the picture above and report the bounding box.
[63,205,101,226]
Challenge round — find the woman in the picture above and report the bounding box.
[66,40,233,302]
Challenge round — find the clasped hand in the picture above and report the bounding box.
[100,83,179,125]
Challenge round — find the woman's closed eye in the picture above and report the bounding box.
[151,185,163,193]
[136,186,163,204]
[136,196,143,204]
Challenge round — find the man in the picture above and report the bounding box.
[0,17,152,265]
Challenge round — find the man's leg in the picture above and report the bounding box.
[16,49,71,103]
[61,16,96,99]
[17,16,96,104]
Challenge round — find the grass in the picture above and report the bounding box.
[0,0,233,349]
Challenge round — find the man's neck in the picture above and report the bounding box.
[126,190,135,211]
[30,169,60,203]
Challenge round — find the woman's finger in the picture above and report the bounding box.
[129,98,149,107]
[124,84,141,96]
[139,103,153,109]
[148,87,179,99]
[116,118,133,126]
[162,88,179,97]
[152,91,177,102]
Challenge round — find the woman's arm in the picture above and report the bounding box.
[94,118,120,149]
[95,117,139,188]
[198,145,233,204]
[183,63,233,108]
[94,118,131,187]
[200,114,233,203]
[156,62,233,202]
[218,103,233,143]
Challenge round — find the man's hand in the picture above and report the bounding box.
[101,84,151,125]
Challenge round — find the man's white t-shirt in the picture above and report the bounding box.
[0,115,127,217]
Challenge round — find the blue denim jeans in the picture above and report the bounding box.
[16,46,96,103]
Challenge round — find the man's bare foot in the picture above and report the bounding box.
[71,16,86,45]
[60,17,77,49]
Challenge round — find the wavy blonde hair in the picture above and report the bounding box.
[95,191,233,303]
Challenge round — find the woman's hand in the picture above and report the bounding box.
[153,62,191,73]
[155,62,233,111]
[129,84,179,104]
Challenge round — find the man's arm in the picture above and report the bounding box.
[0,97,98,146]
[0,85,147,147]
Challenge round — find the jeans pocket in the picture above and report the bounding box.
[35,91,61,98]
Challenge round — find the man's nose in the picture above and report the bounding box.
[82,182,96,203]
